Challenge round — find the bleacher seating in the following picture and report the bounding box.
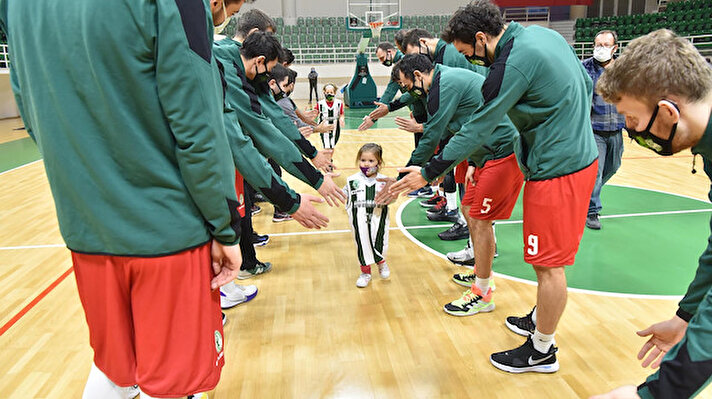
[574,0,712,42]
[274,15,453,63]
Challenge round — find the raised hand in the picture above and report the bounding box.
[637,315,688,369]
[389,166,427,197]
[290,194,329,229]
[317,172,347,206]
[394,116,424,133]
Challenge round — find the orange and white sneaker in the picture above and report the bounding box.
[443,286,495,316]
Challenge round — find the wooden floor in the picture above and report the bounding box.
[1,113,710,398]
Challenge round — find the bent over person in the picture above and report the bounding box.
[2,0,245,397]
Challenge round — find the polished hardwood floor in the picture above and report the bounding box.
[0,113,710,398]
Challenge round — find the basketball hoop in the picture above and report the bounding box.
[369,21,384,41]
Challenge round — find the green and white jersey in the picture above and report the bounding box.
[344,172,390,266]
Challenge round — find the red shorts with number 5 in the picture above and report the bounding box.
[463,153,524,221]
[522,160,598,267]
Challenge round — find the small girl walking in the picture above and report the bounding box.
[344,143,391,288]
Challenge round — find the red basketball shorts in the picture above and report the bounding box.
[522,160,598,267]
[72,243,224,397]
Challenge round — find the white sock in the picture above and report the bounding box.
[532,329,555,353]
[82,363,125,399]
[445,192,457,211]
[474,277,491,295]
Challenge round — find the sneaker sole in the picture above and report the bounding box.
[237,269,271,280]
[504,319,534,337]
[443,303,495,317]
[489,357,559,374]
[272,218,293,223]
[418,192,436,198]
[220,290,258,309]
[451,278,496,291]
[438,233,470,241]
[252,237,270,247]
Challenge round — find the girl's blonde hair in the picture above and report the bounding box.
[356,143,384,166]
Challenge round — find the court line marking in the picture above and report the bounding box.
[395,197,689,300]
[0,266,74,337]
[0,159,42,177]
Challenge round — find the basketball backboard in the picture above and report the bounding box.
[346,0,401,31]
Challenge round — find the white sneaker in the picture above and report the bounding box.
[356,273,372,288]
[377,263,390,279]
[220,281,258,309]
[447,245,474,265]
[122,385,139,399]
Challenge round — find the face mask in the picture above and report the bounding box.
[382,53,393,67]
[593,46,614,63]
[408,77,425,100]
[285,90,293,97]
[273,86,285,101]
[418,43,432,61]
[252,63,271,93]
[325,94,335,101]
[469,41,491,67]
[360,166,378,176]
[214,1,232,35]
[626,101,678,156]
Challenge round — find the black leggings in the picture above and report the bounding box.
[240,184,258,270]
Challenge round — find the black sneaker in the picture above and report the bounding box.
[272,211,293,222]
[420,195,444,208]
[438,221,469,241]
[586,213,601,230]
[490,336,559,374]
[505,306,536,336]
[252,232,270,247]
[427,208,460,223]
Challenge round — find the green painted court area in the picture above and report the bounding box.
[0,137,41,173]
[342,107,411,130]
[401,185,712,296]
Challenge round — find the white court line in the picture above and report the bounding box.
[0,244,65,250]
[395,197,690,300]
[0,159,42,177]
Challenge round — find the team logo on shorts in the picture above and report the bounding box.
[214,330,223,354]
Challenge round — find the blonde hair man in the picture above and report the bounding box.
[592,29,712,399]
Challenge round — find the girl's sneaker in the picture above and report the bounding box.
[377,262,390,279]
[356,273,372,288]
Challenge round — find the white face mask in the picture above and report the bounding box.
[214,1,232,35]
[593,45,614,63]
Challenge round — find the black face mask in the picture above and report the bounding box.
[467,41,491,67]
[418,43,432,61]
[382,52,393,67]
[626,102,679,156]
[252,63,271,93]
[408,77,425,100]
[273,86,286,101]
[325,94,335,102]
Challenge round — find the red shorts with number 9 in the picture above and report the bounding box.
[463,153,524,221]
[522,160,598,267]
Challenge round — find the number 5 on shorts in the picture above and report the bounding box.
[527,234,539,256]
[480,198,492,214]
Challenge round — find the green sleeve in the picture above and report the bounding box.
[155,1,239,245]
[223,106,300,214]
[388,91,417,112]
[259,94,319,159]
[422,64,528,182]
[381,79,401,105]
[407,84,462,167]
[677,204,712,321]
[221,62,324,190]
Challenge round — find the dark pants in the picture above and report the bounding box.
[309,80,318,103]
[240,184,258,270]
[268,158,284,214]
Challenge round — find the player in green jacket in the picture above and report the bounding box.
[2,0,248,396]
[392,0,598,374]
[213,34,346,207]
[394,55,524,319]
[592,29,712,399]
